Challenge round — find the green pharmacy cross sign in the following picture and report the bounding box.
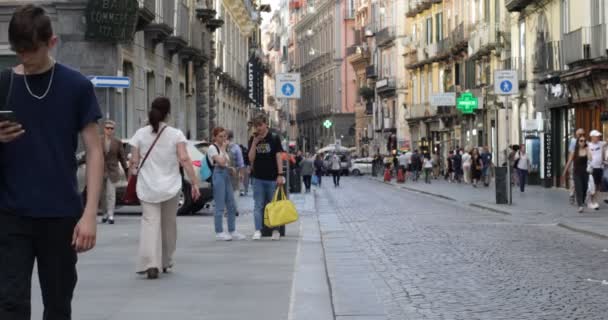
[323,119,333,129]
[456,92,478,114]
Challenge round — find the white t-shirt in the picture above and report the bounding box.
[398,154,409,166]
[423,158,433,168]
[206,144,229,166]
[129,124,187,203]
[515,152,530,171]
[588,141,605,169]
[462,153,471,167]
[331,156,341,170]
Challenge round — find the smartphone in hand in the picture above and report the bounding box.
[0,110,18,124]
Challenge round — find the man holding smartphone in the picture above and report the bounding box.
[0,5,104,320]
[248,114,285,241]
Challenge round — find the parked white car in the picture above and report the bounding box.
[350,157,374,176]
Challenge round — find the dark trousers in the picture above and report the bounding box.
[574,173,589,207]
[303,175,312,191]
[332,170,341,186]
[517,169,528,192]
[0,212,78,320]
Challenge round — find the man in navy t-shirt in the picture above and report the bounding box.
[0,5,104,319]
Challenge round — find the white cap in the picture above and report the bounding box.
[590,130,602,137]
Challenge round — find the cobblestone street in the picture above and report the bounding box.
[316,177,608,320]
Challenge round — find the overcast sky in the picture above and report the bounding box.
[260,0,281,28]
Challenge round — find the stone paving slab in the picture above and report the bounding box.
[369,176,608,239]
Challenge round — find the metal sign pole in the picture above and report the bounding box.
[506,95,512,205]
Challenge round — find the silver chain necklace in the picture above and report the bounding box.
[23,59,56,100]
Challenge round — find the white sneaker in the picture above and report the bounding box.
[252,231,262,240]
[588,202,600,210]
[216,232,233,241]
[231,231,246,240]
[271,230,280,241]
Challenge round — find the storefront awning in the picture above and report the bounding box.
[560,64,608,83]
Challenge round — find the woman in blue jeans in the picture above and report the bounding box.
[208,127,246,241]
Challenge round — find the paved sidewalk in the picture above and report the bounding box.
[30,191,320,320]
[370,175,608,239]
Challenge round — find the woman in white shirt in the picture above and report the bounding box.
[129,97,201,279]
[462,150,472,184]
[207,127,246,241]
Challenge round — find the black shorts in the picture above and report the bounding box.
[592,168,603,191]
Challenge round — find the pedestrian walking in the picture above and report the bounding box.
[101,120,129,225]
[330,153,341,187]
[411,150,421,181]
[470,148,483,188]
[462,149,472,184]
[130,97,201,279]
[423,155,433,183]
[300,154,314,192]
[587,130,604,210]
[0,5,104,317]
[314,154,325,187]
[514,144,532,193]
[446,151,455,182]
[208,127,246,241]
[565,136,591,213]
[564,129,586,204]
[453,150,463,183]
[481,146,492,187]
[432,152,440,179]
[248,115,286,241]
[239,144,251,196]
[226,130,244,215]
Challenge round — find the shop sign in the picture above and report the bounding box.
[430,92,456,107]
[85,0,138,42]
[456,92,478,114]
[545,128,552,180]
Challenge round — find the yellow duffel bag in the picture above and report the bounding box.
[264,186,299,228]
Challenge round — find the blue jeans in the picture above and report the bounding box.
[518,169,528,192]
[212,167,237,233]
[253,178,277,231]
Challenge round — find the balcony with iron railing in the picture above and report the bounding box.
[449,22,469,52]
[137,0,156,30]
[165,2,190,54]
[563,25,608,65]
[376,26,396,47]
[376,77,396,96]
[534,40,563,73]
[468,22,500,59]
[406,0,431,18]
[506,0,534,12]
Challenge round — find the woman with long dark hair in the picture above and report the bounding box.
[470,148,483,187]
[208,127,245,241]
[129,97,201,279]
[566,136,592,213]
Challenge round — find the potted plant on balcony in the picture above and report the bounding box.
[358,86,375,102]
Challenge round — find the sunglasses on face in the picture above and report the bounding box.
[579,139,586,142]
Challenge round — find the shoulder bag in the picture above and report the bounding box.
[123,126,168,204]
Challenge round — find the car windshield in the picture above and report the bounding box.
[186,142,205,160]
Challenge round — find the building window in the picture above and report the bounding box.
[412,75,418,104]
[426,17,433,45]
[561,0,569,35]
[435,13,443,42]
[519,19,526,79]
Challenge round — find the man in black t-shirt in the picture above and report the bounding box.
[248,115,285,240]
[0,5,103,319]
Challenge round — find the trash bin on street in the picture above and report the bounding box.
[495,166,508,204]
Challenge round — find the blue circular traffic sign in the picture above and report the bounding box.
[500,80,513,93]
[281,83,295,96]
